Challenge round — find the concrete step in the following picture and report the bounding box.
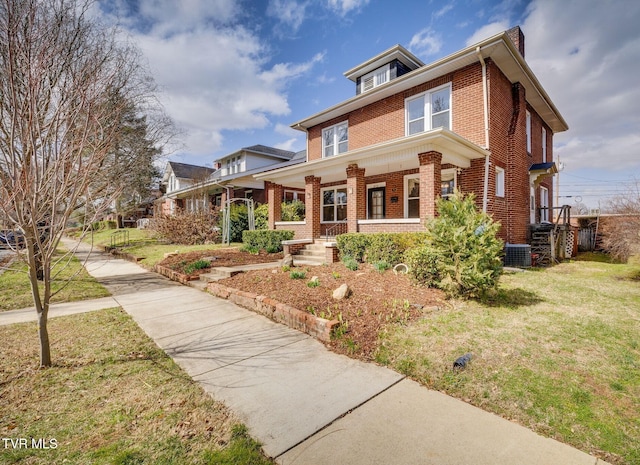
[298,249,325,258]
[293,256,325,266]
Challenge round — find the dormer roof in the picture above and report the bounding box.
[343,44,423,82]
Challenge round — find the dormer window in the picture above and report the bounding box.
[361,64,390,93]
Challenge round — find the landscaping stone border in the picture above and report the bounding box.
[208,282,340,343]
[155,264,200,285]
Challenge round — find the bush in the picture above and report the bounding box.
[290,270,306,279]
[282,200,306,221]
[226,203,249,243]
[90,220,117,231]
[254,203,269,230]
[184,259,211,275]
[408,192,503,298]
[242,229,294,253]
[342,254,359,271]
[373,261,391,272]
[151,209,220,245]
[336,232,428,264]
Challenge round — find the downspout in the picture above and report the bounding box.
[476,46,490,213]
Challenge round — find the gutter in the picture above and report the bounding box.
[477,46,491,213]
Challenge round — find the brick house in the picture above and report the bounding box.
[156,145,305,216]
[256,26,568,248]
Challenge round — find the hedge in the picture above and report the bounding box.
[242,229,294,253]
[336,232,428,264]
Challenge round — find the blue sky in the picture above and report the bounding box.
[97,0,640,210]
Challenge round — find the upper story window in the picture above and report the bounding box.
[541,127,547,162]
[361,64,389,93]
[495,166,505,197]
[322,121,348,158]
[526,110,532,153]
[406,84,451,135]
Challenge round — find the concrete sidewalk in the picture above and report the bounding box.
[4,238,608,464]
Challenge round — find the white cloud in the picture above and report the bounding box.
[267,0,307,33]
[275,123,299,137]
[409,28,443,57]
[464,20,510,46]
[434,2,454,19]
[104,2,322,157]
[521,0,640,171]
[327,0,370,16]
[274,138,300,152]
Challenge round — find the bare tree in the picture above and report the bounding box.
[601,179,640,262]
[0,0,169,366]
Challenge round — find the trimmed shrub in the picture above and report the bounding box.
[242,229,294,253]
[281,200,306,221]
[336,232,428,264]
[408,192,503,298]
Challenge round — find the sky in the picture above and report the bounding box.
[96,0,640,210]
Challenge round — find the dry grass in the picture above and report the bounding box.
[0,308,272,465]
[376,256,640,465]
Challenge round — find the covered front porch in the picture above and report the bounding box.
[256,129,489,241]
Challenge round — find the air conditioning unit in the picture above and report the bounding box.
[504,244,531,267]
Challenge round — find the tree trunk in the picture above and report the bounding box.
[38,308,51,367]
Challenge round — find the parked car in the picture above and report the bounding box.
[0,230,25,249]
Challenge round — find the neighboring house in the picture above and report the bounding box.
[157,162,216,215]
[256,26,568,247]
[156,145,305,215]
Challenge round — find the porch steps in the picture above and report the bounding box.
[293,242,326,266]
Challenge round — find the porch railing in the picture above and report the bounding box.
[324,220,348,240]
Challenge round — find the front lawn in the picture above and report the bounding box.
[0,308,273,465]
[0,249,110,312]
[376,255,640,465]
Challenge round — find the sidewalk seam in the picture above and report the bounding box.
[273,374,406,461]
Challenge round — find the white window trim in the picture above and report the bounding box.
[441,167,457,199]
[542,127,547,162]
[405,83,452,136]
[322,121,348,158]
[284,190,302,202]
[495,166,505,198]
[320,185,348,223]
[366,182,386,220]
[361,64,390,93]
[540,186,549,222]
[526,110,532,153]
[404,174,420,219]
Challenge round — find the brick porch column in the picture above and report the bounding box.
[305,175,321,239]
[346,164,365,234]
[266,182,283,230]
[418,151,442,219]
[220,188,235,208]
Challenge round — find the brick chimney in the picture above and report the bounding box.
[507,26,525,58]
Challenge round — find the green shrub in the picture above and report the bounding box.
[290,270,306,279]
[307,278,320,288]
[336,233,369,262]
[404,245,440,285]
[90,220,117,231]
[254,203,269,230]
[226,204,249,243]
[281,200,306,221]
[184,259,211,275]
[342,254,359,271]
[373,261,391,272]
[242,230,294,253]
[336,232,428,264]
[408,192,503,298]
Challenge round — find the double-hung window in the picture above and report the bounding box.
[495,167,505,197]
[322,122,348,158]
[322,187,347,222]
[404,175,420,218]
[406,84,451,135]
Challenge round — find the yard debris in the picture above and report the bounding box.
[453,353,473,370]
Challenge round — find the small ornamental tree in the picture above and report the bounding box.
[406,192,503,298]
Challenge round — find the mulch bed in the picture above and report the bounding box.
[219,262,444,360]
[157,249,283,277]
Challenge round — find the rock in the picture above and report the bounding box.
[332,283,352,300]
[281,254,293,267]
[164,251,179,259]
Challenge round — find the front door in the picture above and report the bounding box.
[368,187,385,219]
